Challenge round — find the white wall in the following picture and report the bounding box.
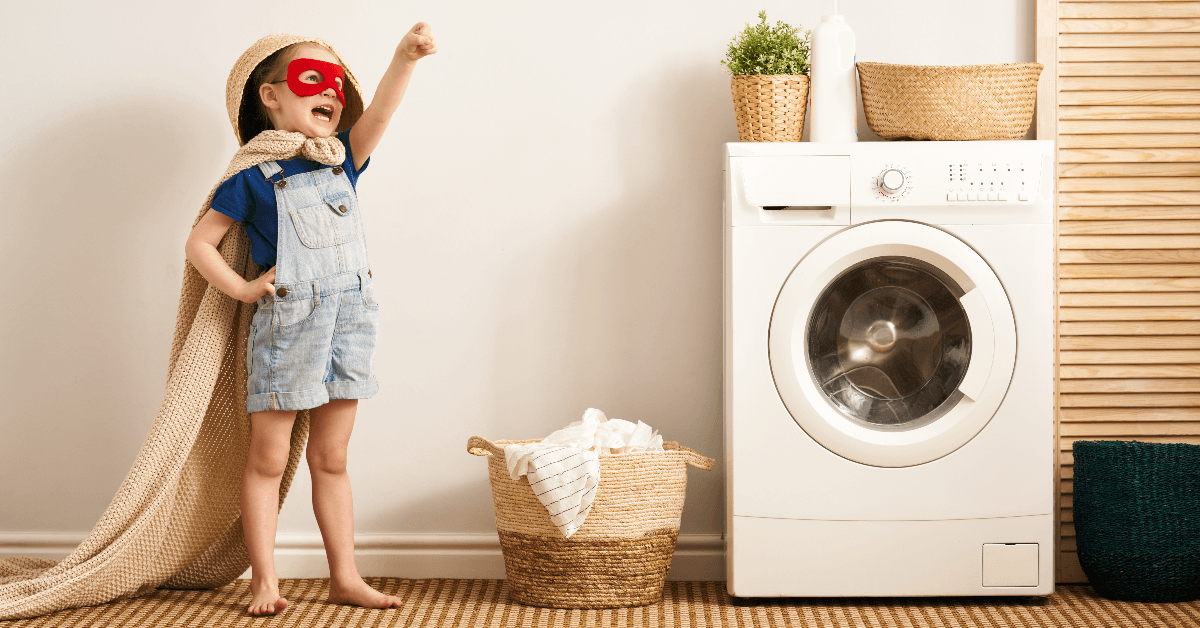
[0,0,1034,578]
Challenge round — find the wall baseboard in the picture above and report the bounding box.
[0,532,726,581]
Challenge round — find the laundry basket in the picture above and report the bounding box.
[856,62,1042,140]
[467,436,714,608]
[1072,440,1200,602]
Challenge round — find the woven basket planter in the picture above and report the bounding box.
[1072,440,1200,602]
[730,74,809,142]
[467,436,714,608]
[856,62,1041,141]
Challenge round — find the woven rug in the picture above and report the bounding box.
[1,579,1197,627]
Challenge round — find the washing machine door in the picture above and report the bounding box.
[769,221,1017,467]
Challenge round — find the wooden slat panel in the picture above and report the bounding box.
[1060,248,1200,262]
[1060,75,1200,89]
[1060,321,1200,336]
[1060,61,1200,75]
[1059,134,1200,149]
[1060,105,1200,120]
[1060,219,1200,234]
[1060,234,1200,247]
[1060,552,1087,584]
[1059,292,1200,306]
[1060,262,1200,276]
[1059,190,1200,203]
[1061,363,1200,377]
[1061,420,1200,434]
[1060,2,1200,19]
[1061,348,1200,362]
[1060,120,1200,134]
[1060,31,1200,46]
[1046,5,1200,584]
[1041,0,1060,143]
[1059,177,1200,191]
[1060,277,1200,291]
[1059,205,1200,219]
[1060,306,1200,320]
[1062,407,1200,421]
[1060,90,1200,104]
[1060,18,1200,33]
[1060,147,1200,162]
[1060,335,1200,349]
[1059,47,1200,61]
[1062,376,1200,391]
[1060,162,1200,176]
[1061,393,1200,406]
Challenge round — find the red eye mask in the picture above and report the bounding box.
[286,58,346,107]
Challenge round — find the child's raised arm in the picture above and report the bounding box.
[348,22,437,170]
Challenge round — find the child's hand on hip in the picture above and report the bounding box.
[240,265,277,303]
[397,23,437,62]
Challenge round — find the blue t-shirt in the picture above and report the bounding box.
[211,128,369,269]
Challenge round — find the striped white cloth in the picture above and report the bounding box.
[504,443,600,538]
[505,408,664,539]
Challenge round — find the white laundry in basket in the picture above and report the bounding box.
[505,408,664,538]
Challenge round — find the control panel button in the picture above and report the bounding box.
[957,192,966,201]
[998,191,1008,201]
[1019,190,1031,201]
[947,192,956,201]
[988,192,998,201]
[967,192,977,201]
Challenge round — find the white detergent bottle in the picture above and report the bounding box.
[809,0,858,142]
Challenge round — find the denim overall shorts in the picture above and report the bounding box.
[245,160,379,413]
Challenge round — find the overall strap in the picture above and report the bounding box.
[257,161,283,179]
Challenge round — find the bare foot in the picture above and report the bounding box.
[328,578,403,608]
[247,579,289,616]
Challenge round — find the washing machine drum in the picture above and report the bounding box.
[769,221,1017,468]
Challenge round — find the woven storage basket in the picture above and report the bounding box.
[1072,440,1200,602]
[467,436,714,608]
[730,74,809,142]
[856,62,1041,141]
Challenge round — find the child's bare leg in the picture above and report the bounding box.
[242,408,298,616]
[308,399,402,608]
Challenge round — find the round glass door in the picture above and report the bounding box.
[768,221,1016,468]
[808,257,971,432]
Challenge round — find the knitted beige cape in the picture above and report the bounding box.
[0,35,366,621]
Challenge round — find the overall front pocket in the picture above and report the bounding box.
[289,194,357,248]
[274,295,320,328]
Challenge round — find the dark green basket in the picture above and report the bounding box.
[1072,440,1200,602]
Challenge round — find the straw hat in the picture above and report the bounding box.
[226,34,366,146]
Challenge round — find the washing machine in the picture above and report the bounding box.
[723,141,1055,597]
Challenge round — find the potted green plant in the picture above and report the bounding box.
[722,11,812,142]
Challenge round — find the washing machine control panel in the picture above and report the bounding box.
[859,157,1042,206]
[945,161,1038,203]
[726,141,1054,226]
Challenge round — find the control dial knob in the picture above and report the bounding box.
[878,168,907,195]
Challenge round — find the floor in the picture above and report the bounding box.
[2,579,1197,627]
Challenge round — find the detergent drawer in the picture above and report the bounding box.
[727,155,851,226]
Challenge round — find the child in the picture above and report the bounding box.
[183,26,436,616]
